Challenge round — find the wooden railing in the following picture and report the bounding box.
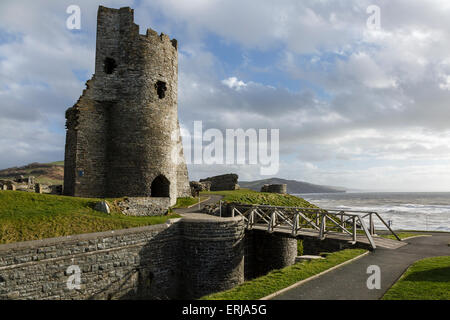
[228,204,402,250]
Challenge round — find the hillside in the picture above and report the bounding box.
[1,162,347,194]
[239,178,346,194]
[0,161,64,185]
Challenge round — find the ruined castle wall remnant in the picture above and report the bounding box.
[199,174,240,191]
[63,6,190,205]
[260,184,287,194]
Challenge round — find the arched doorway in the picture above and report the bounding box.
[151,175,170,197]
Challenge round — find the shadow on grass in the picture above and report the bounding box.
[403,266,450,282]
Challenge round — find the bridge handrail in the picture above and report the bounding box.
[228,203,402,249]
[227,203,379,215]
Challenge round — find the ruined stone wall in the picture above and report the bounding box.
[175,124,192,197]
[117,197,171,216]
[63,6,190,204]
[64,86,109,198]
[260,184,287,194]
[200,174,239,191]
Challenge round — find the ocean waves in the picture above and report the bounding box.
[297,192,450,232]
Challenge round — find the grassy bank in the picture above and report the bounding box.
[172,196,209,209]
[382,256,450,300]
[379,232,425,240]
[0,191,180,244]
[202,189,316,208]
[201,248,367,300]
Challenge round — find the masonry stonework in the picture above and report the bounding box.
[180,216,245,298]
[63,6,190,205]
[0,216,246,300]
[244,230,297,279]
[200,174,240,191]
[117,197,171,216]
[260,184,287,194]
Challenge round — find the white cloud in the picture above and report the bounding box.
[439,75,450,90]
[221,77,247,90]
[1,0,450,191]
[0,0,132,168]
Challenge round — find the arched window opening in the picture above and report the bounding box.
[155,81,167,99]
[104,57,117,74]
[151,175,170,197]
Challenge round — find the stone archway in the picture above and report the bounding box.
[151,175,170,197]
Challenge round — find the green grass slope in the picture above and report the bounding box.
[202,189,316,208]
[382,256,450,300]
[171,196,209,209]
[0,191,179,244]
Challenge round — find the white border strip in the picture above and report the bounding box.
[260,251,370,300]
[401,235,431,240]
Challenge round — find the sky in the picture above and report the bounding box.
[1,0,450,191]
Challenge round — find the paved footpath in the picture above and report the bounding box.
[173,194,224,215]
[272,232,450,300]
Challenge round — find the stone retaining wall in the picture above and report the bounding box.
[244,230,297,279]
[0,215,245,300]
[180,216,245,298]
[0,222,180,300]
[0,213,316,300]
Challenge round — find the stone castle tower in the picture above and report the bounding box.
[63,6,191,205]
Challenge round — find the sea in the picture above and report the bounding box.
[295,192,450,232]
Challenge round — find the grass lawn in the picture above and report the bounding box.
[382,256,450,300]
[379,232,425,240]
[172,196,209,208]
[0,191,180,244]
[201,248,367,300]
[201,189,316,208]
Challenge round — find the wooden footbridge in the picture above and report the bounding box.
[224,203,406,250]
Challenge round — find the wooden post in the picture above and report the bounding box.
[358,216,376,250]
[319,214,326,240]
[268,211,276,233]
[352,217,357,243]
[369,213,374,235]
[292,213,299,236]
[248,210,254,229]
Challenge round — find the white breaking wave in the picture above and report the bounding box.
[297,193,450,232]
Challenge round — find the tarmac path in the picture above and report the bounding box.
[272,232,450,300]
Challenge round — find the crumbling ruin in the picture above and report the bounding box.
[260,184,287,194]
[0,180,16,191]
[63,6,191,206]
[199,174,240,191]
[189,181,211,196]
